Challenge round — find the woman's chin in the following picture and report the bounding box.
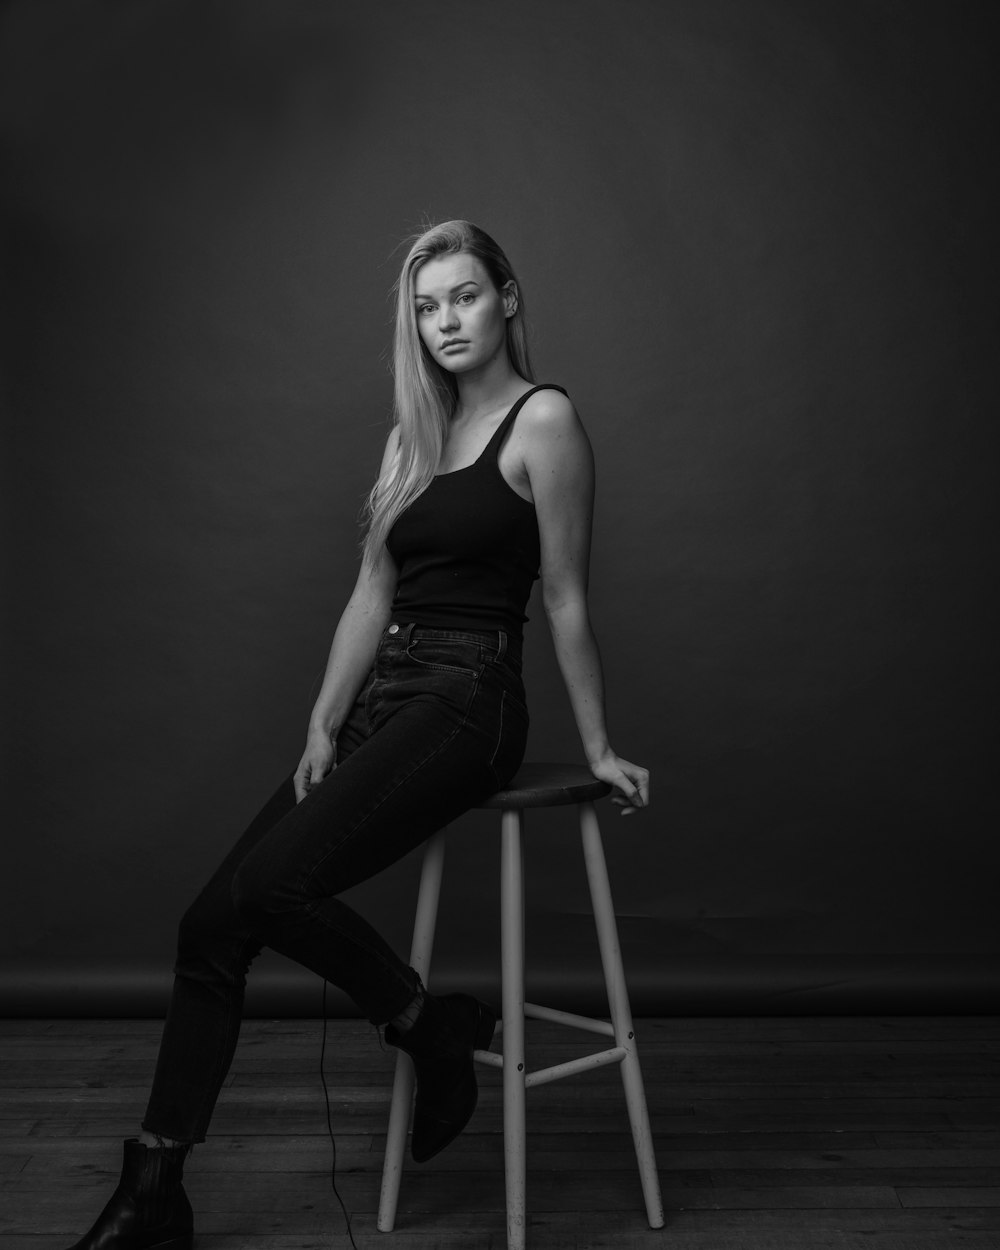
[437,354,477,375]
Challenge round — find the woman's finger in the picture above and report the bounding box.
[612,772,640,813]
[294,759,320,803]
[293,769,308,804]
[614,763,649,814]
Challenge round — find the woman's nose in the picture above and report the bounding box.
[438,304,459,331]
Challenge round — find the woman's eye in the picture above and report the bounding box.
[417,304,435,316]
[456,293,474,305]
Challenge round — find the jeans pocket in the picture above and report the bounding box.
[405,637,484,678]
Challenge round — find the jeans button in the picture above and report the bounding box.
[388,623,399,634]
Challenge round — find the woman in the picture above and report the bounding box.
[65,220,650,1249]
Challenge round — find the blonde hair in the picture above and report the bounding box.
[361,220,534,568]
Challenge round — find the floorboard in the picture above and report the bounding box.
[1,1016,998,1248]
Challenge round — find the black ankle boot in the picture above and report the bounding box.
[65,1137,194,1250]
[385,992,497,1163]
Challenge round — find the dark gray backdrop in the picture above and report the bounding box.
[2,0,996,1016]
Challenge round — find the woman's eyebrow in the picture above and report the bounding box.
[413,280,481,300]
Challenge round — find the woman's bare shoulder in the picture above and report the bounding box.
[517,388,590,452]
[520,392,582,437]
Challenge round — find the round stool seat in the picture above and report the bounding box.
[479,761,612,810]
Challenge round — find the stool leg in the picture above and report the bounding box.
[377,829,447,1232]
[500,807,527,1250]
[580,802,665,1229]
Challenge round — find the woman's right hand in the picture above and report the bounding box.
[293,730,337,803]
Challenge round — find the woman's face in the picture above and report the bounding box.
[412,252,515,375]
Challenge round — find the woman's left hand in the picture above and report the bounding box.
[589,753,650,816]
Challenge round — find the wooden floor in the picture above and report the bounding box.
[1,1015,999,1248]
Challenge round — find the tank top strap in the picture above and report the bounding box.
[481,383,569,462]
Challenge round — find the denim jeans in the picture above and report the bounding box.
[141,621,528,1143]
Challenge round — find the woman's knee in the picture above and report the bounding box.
[175,883,235,954]
[229,857,291,928]
[174,889,260,990]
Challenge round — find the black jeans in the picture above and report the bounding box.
[141,621,528,1143]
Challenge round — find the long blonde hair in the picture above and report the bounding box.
[361,220,534,568]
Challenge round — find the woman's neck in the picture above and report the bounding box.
[452,351,527,423]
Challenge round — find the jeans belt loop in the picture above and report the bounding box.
[496,629,507,662]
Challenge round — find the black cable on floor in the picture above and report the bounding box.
[320,979,360,1250]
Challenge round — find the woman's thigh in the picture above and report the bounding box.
[182,622,528,934]
[229,686,505,918]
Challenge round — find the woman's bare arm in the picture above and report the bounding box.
[521,392,649,815]
[294,429,400,801]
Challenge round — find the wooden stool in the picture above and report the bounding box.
[377,762,665,1249]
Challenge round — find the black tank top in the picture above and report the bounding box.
[386,384,568,636]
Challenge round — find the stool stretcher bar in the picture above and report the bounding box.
[522,1001,617,1036]
[491,1005,616,1037]
[473,1043,629,1087]
[524,1045,628,1088]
